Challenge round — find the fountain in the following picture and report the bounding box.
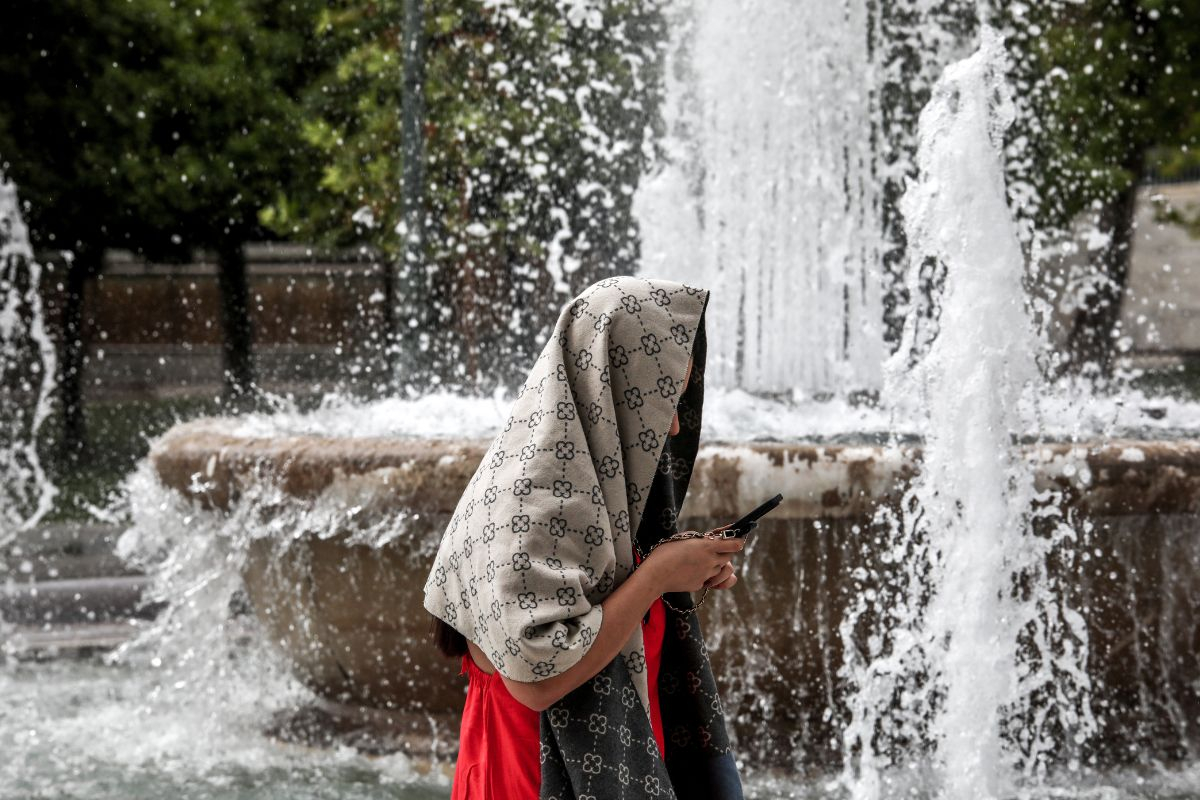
[135,1,1200,783]
[9,2,1200,799]
[839,28,1091,797]
[633,0,888,393]
[0,172,57,539]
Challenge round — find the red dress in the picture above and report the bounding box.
[451,583,668,800]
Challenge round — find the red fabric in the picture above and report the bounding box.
[451,575,667,800]
[451,653,542,800]
[643,592,668,758]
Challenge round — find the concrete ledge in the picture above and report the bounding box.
[151,422,1200,519]
[148,422,1200,766]
[0,523,135,582]
[0,575,162,625]
[2,620,147,660]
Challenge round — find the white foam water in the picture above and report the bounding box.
[632,0,995,397]
[0,459,445,799]
[0,173,57,539]
[633,0,887,395]
[180,383,1200,446]
[838,27,1094,799]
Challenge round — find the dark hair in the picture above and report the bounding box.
[429,614,468,658]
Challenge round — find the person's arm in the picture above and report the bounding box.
[470,533,743,712]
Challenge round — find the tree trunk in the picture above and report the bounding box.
[1062,164,1143,381]
[380,258,398,381]
[216,240,255,401]
[58,246,101,462]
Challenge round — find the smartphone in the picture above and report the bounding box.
[721,493,783,538]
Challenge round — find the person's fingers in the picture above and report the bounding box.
[705,561,733,587]
[713,538,745,554]
[711,573,738,590]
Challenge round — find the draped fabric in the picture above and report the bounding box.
[424,275,742,799]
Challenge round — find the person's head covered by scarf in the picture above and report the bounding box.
[424,275,743,799]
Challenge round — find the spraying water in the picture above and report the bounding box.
[0,172,57,539]
[633,0,983,396]
[838,27,1094,799]
[7,5,1195,799]
[633,0,886,394]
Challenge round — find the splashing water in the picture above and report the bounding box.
[0,459,444,798]
[634,0,985,396]
[0,173,57,539]
[634,0,886,394]
[7,4,1197,798]
[837,27,1094,799]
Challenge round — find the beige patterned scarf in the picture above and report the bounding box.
[424,275,740,799]
[424,273,707,711]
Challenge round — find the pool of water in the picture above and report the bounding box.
[4,652,1199,800]
[1,654,445,800]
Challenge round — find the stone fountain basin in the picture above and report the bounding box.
[151,420,1200,765]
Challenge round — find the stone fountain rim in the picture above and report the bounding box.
[150,419,1200,518]
[152,417,1200,450]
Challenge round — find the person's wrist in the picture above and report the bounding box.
[633,552,666,598]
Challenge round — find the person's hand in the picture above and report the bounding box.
[704,557,738,591]
[643,528,743,594]
[701,523,740,590]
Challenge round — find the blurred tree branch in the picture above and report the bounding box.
[0,0,331,457]
[1002,0,1200,380]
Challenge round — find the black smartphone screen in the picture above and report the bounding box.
[723,493,783,538]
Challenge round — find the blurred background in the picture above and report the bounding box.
[0,0,1196,522]
[2,0,669,524]
[2,1,1200,798]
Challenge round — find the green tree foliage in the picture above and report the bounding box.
[1009,0,1198,227]
[1002,0,1200,378]
[872,0,980,350]
[0,0,327,454]
[265,0,666,391]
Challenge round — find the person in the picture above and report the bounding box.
[423,275,744,799]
